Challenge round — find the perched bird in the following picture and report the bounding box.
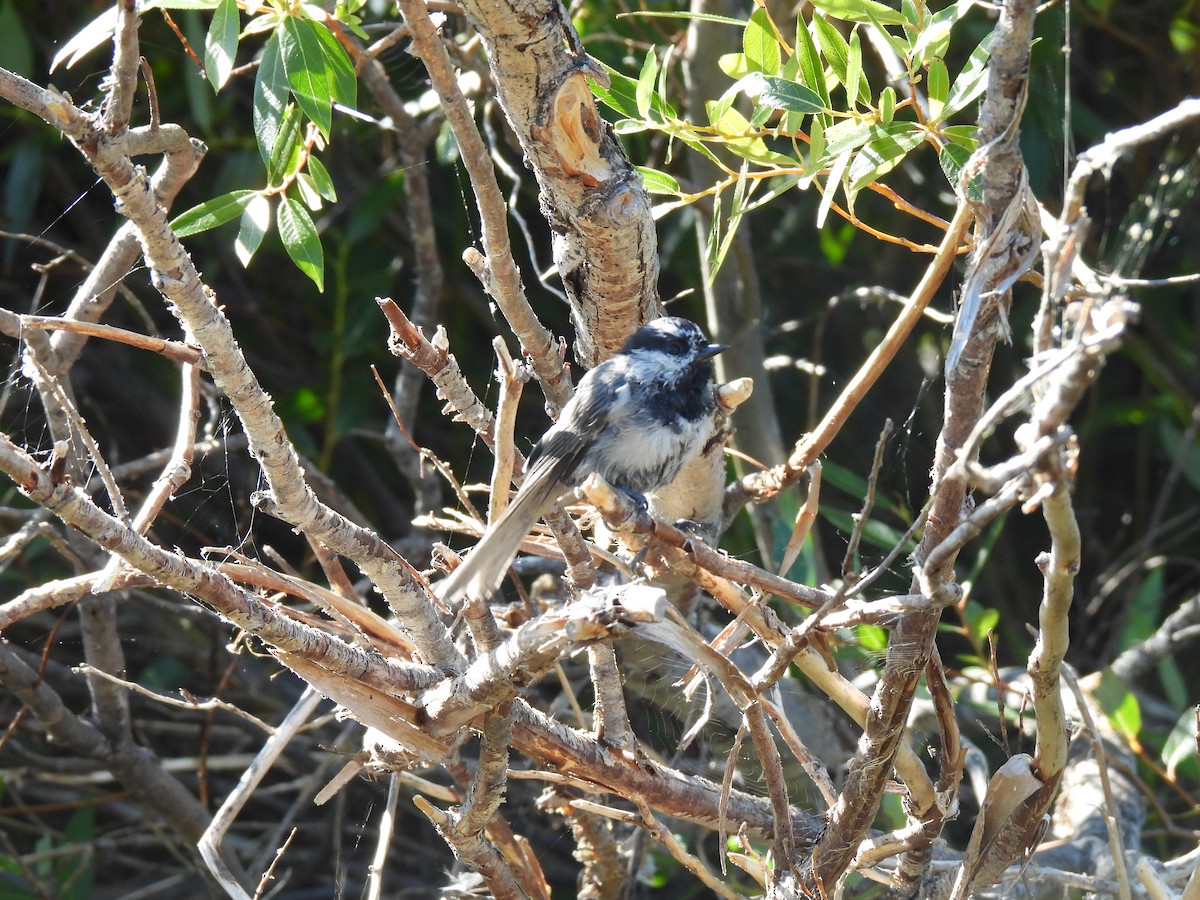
[438,316,727,604]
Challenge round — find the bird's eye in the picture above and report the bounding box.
[667,337,687,355]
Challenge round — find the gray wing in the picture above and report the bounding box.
[437,372,613,605]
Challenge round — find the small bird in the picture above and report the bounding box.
[438,317,727,604]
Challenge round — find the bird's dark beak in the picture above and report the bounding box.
[698,342,729,361]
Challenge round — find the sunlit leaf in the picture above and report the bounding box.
[880,85,896,124]
[267,103,303,185]
[171,189,257,237]
[280,15,354,137]
[617,10,745,25]
[636,166,681,195]
[278,195,325,290]
[813,14,850,87]
[810,0,907,26]
[817,148,851,229]
[235,193,271,266]
[744,8,781,75]
[926,58,949,120]
[254,30,287,165]
[204,0,239,90]
[944,31,995,119]
[795,14,833,127]
[306,154,337,201]
[636,48,658,119]
[846,28,863,109]
[1096,668,1143,743]
[590,63,675,121]
[848,122,925,190]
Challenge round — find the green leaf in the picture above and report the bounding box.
[910,3,959,66]
[306,155,337,201]
[864,5,912,61]
[817,147,852,228]
[309,16,357,107]
[718,51,750,79]
[962,600,1000,645]
[848,122,925,190]
[1096,668,1143,742]
[926,58,949,120]
[813,14,851,87]
[279,15,354,137]
[204,0,239,90]
[267,103,304,186]
[856,623,888,652]
[846,28,863,109]
[617,10,745,25]
[171,190,256,237]
[636,48,658,119]
[278,195,324,290]
[939,140,976,196]
[710,161,751,279]
[880,85,896,123]
[590,63,675,121]
[637,166,681,195]
[235,193,271,266]
[795,15,833,127]
[754,74,826,114]
[254,30,287,165]
[744,8,781,75]
[944,32,995,119]
[296,172,324,210]
[810,0,907,26]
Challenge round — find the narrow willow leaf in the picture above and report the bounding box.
[846,28,862,109]
[911,4,960,66]
[204,0,239,90]
[813,14,850,86]
[944,32,995,118]
[171,190,256,237]
[636,48,658,119]
[864,6,912,60]
[50,5,117,71]
[880,85,896,124]
[744,7,781,75]
[809,0,907,26]
[278,195,325,291]
[637,166,681,195]
[235,193,271,266]
[617,10,744,25]
[795,15,832,129]
[590,62,675,120]
[927,58,949,120]
[808,118,826,168]
[848,122,924,190]
[817,148,852,228]
[253,30,287,165]
[712,165,750,280]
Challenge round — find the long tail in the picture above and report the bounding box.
[436,469,568,605]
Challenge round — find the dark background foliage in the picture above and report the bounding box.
[1,0,1198,894]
